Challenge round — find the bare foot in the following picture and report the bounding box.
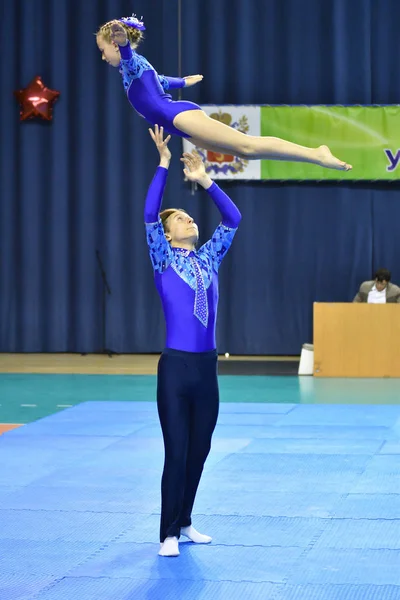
[316,145,352,171]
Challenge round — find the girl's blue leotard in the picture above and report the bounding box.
[119,44,201,138]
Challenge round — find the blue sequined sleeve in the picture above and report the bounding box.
[200,224,238,272]
[145,219,173,273]
[197,181,240,271]
[144,167,173,273]
[119,44,157,90]
[158,75,186,90]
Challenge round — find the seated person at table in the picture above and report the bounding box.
[353,268,400,304]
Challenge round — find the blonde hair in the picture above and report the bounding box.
[96,20,144,49]
[160,209,189,233]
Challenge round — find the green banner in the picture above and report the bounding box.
[260,106,400,180]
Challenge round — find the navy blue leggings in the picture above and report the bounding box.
[157,348,219,542]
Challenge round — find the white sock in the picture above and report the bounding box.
[158,536,180,557]
[180,525,212,544]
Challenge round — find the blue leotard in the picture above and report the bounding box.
[119,44,200,138]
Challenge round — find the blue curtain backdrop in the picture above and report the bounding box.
[1,0,399,354]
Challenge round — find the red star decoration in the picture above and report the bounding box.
[14,76,60,122]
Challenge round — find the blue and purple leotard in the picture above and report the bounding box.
[144,167,241,352]
[119,44,200,138]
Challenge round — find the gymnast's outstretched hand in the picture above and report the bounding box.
[149,125,172,168]
[181,151,212,188]
[183,75,204,87]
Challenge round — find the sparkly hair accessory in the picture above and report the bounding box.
[118,14,146,30]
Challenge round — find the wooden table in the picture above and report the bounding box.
[313,303,400,377]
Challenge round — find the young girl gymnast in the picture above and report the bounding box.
[96,14,352,172]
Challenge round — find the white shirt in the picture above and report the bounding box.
[367,284,386,304]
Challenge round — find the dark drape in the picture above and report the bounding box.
[1,0,399,354]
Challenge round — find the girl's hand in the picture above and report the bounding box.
[183,75,204,88]
[110,22,128,46]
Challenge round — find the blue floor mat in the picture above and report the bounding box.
[0,401,399,600]
[34,578,283,600]
[275,584,400,600]
[68,542,303,582]
[332,493,400,519]
[288,548,400,585]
